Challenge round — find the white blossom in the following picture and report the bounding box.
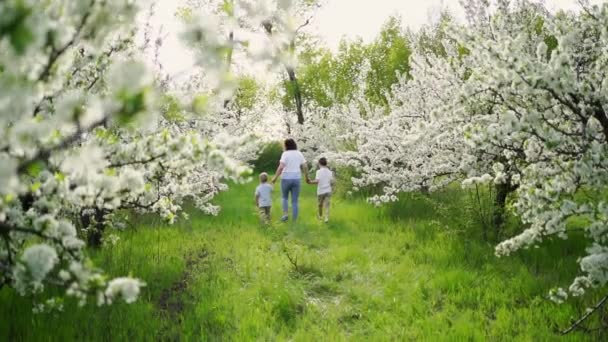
[19,244,59,283]
[104,278,146,304]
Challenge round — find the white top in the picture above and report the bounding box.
[280,150,306,180]
[255,183,273,207]
[315,168,333,195]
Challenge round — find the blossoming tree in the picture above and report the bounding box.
[458,0,608,314]
[0,0,156,310]
[0,0,255,311]
[333,0,608,331]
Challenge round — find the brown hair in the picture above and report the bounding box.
[284,138,297,151]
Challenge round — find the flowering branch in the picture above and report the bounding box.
[37,0,97,82]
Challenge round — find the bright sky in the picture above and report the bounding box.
[315,0,603,48]
[150,0,601,78]
[315,0,461,48]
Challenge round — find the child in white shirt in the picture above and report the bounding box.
[255,172,273,224]
[307,157,334,223]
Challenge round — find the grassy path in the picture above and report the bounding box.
[0,180,600,340]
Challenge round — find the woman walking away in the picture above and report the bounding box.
[271,139,309,222]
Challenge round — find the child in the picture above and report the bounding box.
[308,157,334,223]
[255,172,273,224]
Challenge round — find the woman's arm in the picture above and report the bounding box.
[271,163,285,183]
[307,168,318,185]
[301,163,310,183]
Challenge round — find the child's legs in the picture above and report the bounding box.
[259,207,271,223]
[264,207,271,222]
[291,180,301,220]
[317,195,324,217]
[323,194,331,219]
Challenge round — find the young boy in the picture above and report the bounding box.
[255,172,273,224]
[308,157,334,223]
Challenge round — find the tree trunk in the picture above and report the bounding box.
[592,103,608,143]
[81,208,107,247]
[263,21,305,125]
[493,182,516,239]
[287,67,305,125]
[223,31,235,109]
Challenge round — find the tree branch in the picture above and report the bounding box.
[1,233,14,267]
[562,293,608,335]
[109,153,167,168]
[38,0,97,82]
[17,116,108,175]
[295,18,311,33]
[0,223,80,260]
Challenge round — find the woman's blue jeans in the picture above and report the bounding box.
[281,178,301,220]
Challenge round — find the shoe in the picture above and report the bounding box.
[324,218,329,223]
[317,214,322,221]
[281,215,289,222]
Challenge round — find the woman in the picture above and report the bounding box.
[271,138,309,222]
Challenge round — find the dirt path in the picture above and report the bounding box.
[156,249,210,338]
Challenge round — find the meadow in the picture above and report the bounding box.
[1,176,604,341]
[3,0,608,341]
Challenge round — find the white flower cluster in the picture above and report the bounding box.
[344,50,485,203]
[102,234,121,248]
[103,277,146,305]
[32,298,64,315]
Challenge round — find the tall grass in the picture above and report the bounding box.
[0,178,603,340]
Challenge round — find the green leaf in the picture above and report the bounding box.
[534,17,544,35]
[95,129,120,144]
[193,94,210,115]
[117,89,149,124]
[175,7,193,21]
[221,0,234,16]
[27,161,45,177]
[54,172,66,182]
[162,95,185,122]
[544,35,558,57]
[0,2,34,54]
[10,23,34,54]
[30,182,41,192]
[51,129,62,141]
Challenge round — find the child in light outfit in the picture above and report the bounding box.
[307,157,334,223]
[255,172,273,224]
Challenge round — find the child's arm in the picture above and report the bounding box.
[255,191,260,207]
[308,170,319,184]
[271,163,285,183]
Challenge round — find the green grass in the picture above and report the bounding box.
[0,179,604,340]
